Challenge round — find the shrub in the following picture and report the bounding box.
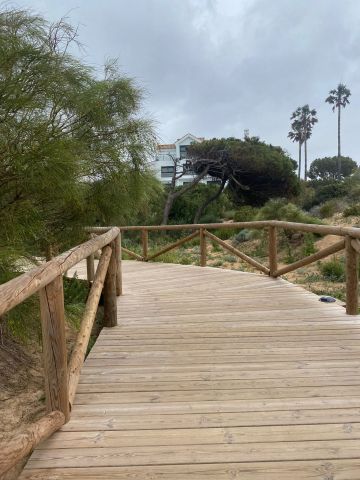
[233,206,258,223]
[256,199,320,224]
[212,227,236,240]
[343,204,360,217]
[199,213,221,224]
[320,259,345,282]
[301,233,317,257]
[232,229,252,244]
[223,255,237,263]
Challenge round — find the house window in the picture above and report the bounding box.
[179,145,189,159]
[183,161,194,174]
[161,166,174,177]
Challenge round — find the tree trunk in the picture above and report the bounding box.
[338,105,341,174]
[193,178,227,224]
[304,138,308,181]
[162,193,175,225]
[298,141,302,179]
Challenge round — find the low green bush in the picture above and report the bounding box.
[343,204,360,217]
[233,206,258,223]
[232,229,252,244]
[320,259,345,282]
[256,198,320,224]
[301,233,317,257]
[318,200,339,218]
[223,255,237,263]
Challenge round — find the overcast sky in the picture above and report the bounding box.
[11,0,360,170]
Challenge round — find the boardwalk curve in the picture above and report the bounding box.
[20,261,360,479]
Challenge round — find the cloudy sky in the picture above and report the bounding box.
[11,0,360,170]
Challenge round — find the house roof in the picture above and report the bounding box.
[158,144,176,150]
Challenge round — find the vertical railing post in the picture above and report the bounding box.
[39,275,70,422]
[346,235,359,315]
[115,232,122,296]
[268,225,278,277]
[141,229,148,261]
[86,253,95,283]
[103,241,118,327]
[200,228,207,267]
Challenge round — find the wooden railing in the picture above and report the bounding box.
[0,227,121,476]
[87,220,360,315]
[1,220,359,475]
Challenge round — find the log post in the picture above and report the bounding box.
[103,241,117,327]
[115,233,122,296]
[39,275,70,422]
[268,226,278,277]
[141,229,148,261]
[200,228,207,267]
[86,253,95,283]
[346,235,359,315]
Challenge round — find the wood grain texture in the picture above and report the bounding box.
[21,261,360,479]
[102,242,117,328]
[39,275,69,421]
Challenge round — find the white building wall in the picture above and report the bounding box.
[152,133,217,186]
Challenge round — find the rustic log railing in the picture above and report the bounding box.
[0,227,121,476]
[87,220,360,315]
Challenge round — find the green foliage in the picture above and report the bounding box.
[318,200,344,218]
[256,199,320,224]
[320,259,345,282]
[307,181,347,208]
[308,156,357,181]
[0,8,159,341]
[223,255,237,263]
[301,233,317,257]
[169,184,231,224]
[343,204,360,217]
[233,206,258,222]
[232,229,253,244]
[189,137,300,207]
[0,8,158,256]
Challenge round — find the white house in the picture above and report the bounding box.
[152,133,218,186]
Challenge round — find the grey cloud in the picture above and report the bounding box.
[14,0,360,165]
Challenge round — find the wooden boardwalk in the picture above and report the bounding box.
[20,261,360,479]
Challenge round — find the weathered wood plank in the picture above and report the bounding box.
[20,261,360,479]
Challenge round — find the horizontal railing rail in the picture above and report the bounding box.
[0,227,122,476]
[87,221,360,316]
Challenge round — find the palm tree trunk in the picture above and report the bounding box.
[298,141,302,179]
[304,138,308,181]
[338,105,341,174]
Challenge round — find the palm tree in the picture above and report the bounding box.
[325,83,351,172]
[288,119,303,179]
[290,105,318,180]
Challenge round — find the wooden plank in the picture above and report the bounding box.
[25,440,360,467]
[61,408,360,431]
[21,261,360,479]
[17,460,360,480]
[39,423,360,449]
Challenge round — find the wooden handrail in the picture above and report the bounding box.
[87,221,359,315]
[86,220,360,238]
[68,246,113,404]
[0,228,122,474]
[0,227,120,317]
